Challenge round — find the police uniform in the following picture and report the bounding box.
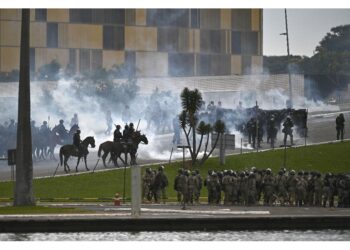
[336,113,345,140]
[282,117,294,145]
[113,125,123,143]
[73,130,82,154]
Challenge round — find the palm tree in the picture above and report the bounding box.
[200,120,226,166]
[179,88,226,166]
[180,88,202,164]
[14,9,35,206]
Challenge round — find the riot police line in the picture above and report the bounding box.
[142,167,350,208]
[198,101,308,148]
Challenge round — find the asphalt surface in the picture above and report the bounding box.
[1,202,350,232]
[1,104,350,181]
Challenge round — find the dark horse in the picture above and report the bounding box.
[98,131,148,167]
[59,136,96,173]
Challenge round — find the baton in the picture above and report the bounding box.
[53,162,60,177]
[92,158,100,173]
[136,119,141,131]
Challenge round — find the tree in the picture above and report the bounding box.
[264,25,350,99]
[303,25,350,98]
[263,55,305,74]
[199,119,226,166]
[14,9,35,206]
[179,87,226,166]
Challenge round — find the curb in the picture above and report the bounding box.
[1,215,350,232]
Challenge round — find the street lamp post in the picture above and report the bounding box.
[281,9,293,108]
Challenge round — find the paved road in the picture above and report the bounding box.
[1,202,350,232]
[1,104,350,181]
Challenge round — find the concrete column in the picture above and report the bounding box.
[131,165,141,217]
[219,134,226,165]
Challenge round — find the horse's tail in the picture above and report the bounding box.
[59,147,63,166]
[98,143,103,158]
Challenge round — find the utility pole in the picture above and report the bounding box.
[281,9,293,108]
[14,9,35,206]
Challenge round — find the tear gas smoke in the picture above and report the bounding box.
[0,71,342,161]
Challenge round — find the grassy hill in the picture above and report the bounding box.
[0,141,349,201]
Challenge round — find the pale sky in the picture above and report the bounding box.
[263,9,350,56]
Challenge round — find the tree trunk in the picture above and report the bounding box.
[192,125,196,165]
[14,9,35,206]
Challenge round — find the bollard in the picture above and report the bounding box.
[114,193,121,206]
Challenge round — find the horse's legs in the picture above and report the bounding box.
[102,152,108,168]
[124,152,128,166]
[84,156,89,171]
[76,156,81,172]
[50,146,57,161]
[63,156,68,173]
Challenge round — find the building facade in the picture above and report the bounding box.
[0,9,263,78]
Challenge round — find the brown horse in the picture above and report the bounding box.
[98,131,148,167]
[59,136,95,173]
[97,141,126,167]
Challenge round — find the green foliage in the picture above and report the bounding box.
[264,25,350,99]
[213,119,226,134]
[179,88,225,166]
[316,25,350,53]
[0,142,350,201]
[263,55,305,74]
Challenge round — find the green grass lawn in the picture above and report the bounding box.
[0,205,87,214]
[0,141,349,201]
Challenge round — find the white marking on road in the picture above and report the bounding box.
[309,110,350,118]
[105,208,270,215]
[0,213,129,218]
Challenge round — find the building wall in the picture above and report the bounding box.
[0,9,263,77]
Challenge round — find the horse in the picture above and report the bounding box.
[98,131,148,167]
[97,141,126,168]
[125,131,148,165]
[59,136,95,173]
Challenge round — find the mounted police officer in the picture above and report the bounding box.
[73,129,82,154]
[7,119,16,138]
[336,113,345,141]
[113,124,123,143]
[282,116,294,146]
[129,122,135,134]
[31,120,39,135]
[40,121,51,137]
[56,119,69,143]
[123,124,130,142]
